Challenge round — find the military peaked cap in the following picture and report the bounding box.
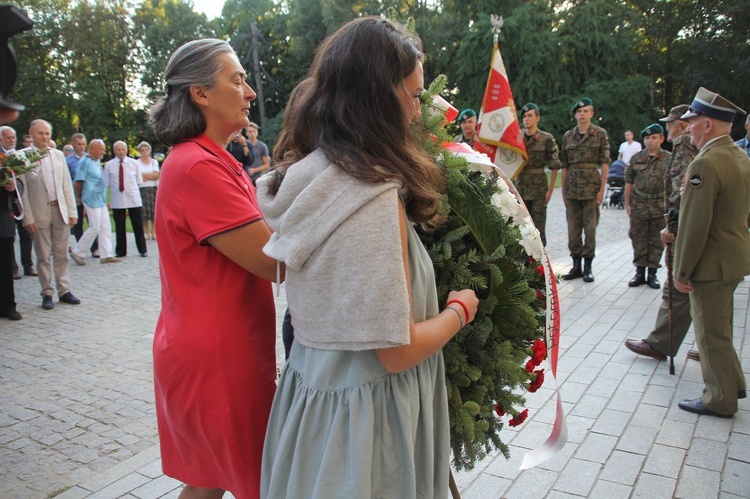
[659,104,690,123]
[681,87,746,123]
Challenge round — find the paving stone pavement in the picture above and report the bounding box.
[1,190,748,498]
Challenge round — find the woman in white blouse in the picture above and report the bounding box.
[137,141,160,240]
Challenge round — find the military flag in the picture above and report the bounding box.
[477,42,527,180]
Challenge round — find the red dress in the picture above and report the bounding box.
[153,134,276,499]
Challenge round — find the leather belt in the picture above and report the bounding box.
[49,200,59,206]
[570,163,599,169]
[522,168,545,174]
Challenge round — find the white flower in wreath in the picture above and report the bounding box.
[518,222,543,261]
[492,190,522,221]
[495,176,510,194]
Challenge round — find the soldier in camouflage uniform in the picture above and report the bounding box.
[560,98,610,282]
[624,105,699,362]
[453,108,478,149]
[625,124,671,289]
[515,103,561,246]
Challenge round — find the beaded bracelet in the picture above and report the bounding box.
[445,305,464,329]
[446,299,470,325]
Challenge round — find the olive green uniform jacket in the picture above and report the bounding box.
[674,135,750,283]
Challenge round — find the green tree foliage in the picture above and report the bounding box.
[66,0,135,142]
[133,0,217,100]
[11,0,75,141]
[11,0,748,150]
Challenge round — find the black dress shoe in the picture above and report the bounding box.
[624,339,666,361]
[42,295,54,310]
[687,349,700,362]
[59,292,81,305]
[1,309,22,320]
[678,398,733,418]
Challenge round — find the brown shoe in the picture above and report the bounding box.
[24,266,38,276]
[13,271,21,280]
[687,349,700,362]
[624,339,667,361]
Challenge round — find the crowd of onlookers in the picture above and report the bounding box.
[0,117,274,322]
[0,121,161,320]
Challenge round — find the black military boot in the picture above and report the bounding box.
[647,268,660,289]
[582,257,594,282]
[628,267,646,287]
[562,256,582,280]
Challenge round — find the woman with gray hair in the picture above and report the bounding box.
[135,141,159,240]
[147,39,279,499]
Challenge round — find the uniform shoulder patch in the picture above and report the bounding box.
[688,174,703,188]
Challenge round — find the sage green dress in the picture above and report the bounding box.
[261,222,449,499]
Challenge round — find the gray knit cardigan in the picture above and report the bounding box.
[256,149,411,350]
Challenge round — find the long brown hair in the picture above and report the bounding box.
[269,17,444,224]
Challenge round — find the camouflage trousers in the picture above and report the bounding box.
[526,199,548,246]
[628,214,665,268]
[565,198,599,258]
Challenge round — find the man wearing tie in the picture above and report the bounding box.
[105,141,147,257]
[19,119,81,310]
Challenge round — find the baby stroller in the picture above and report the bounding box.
[602,160,626,209]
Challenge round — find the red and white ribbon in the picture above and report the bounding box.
[520,249,567,469]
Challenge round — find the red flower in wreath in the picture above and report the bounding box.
[525,359,535,373]
[528,369,545,393]
[536,264,544,276]
[508,409,529,427]
[494,403,506,417]
[531,339,547,365]
[536,289,545,301]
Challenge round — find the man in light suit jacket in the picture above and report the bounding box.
[674,88,750,418]
[20,119,81,310]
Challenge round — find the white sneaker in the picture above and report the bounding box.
[70,253,86,266]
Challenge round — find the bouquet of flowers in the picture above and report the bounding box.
[0,148,45,187]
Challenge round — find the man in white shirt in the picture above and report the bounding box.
[104,141,147,257]
[618,130,642,165]
[20,119,81,310]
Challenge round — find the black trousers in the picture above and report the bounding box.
[112,207,147,257]
[1,237,16,313]
[11,219,33,273]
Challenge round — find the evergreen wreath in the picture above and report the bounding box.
[416,74,547,471]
